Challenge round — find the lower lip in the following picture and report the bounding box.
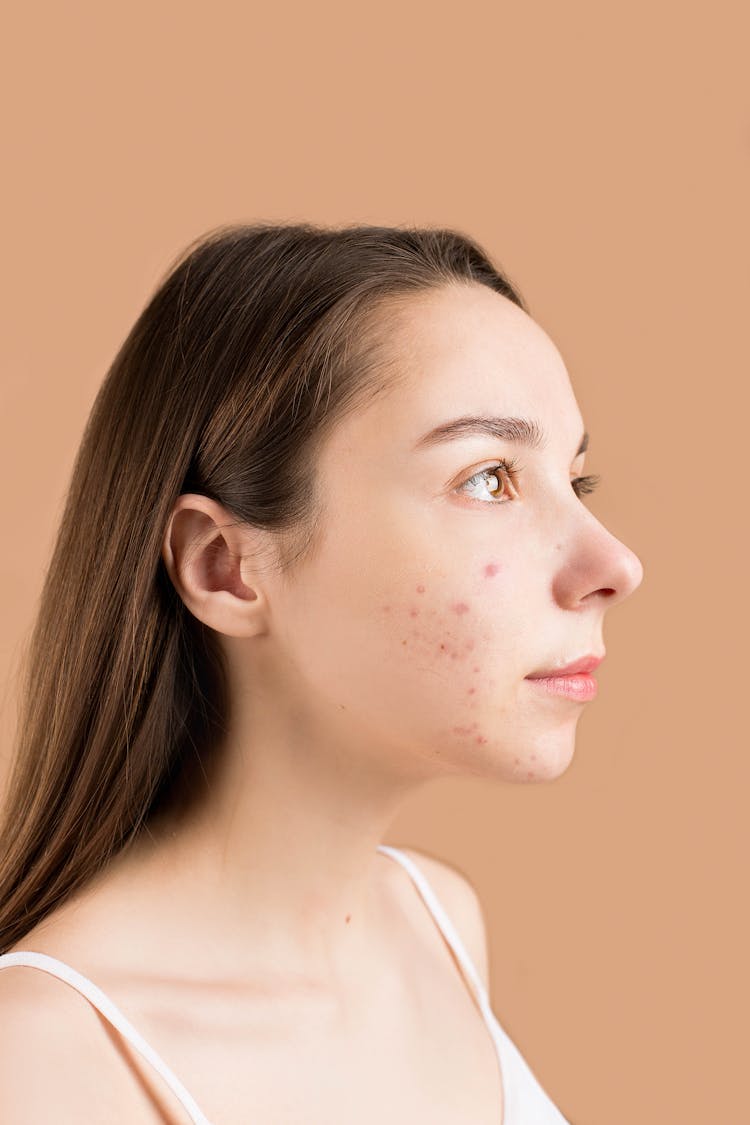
[524,673,598,701]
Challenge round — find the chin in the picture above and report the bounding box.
[526,735,578,781]
[497,725,579,783]
[432,711,580,782]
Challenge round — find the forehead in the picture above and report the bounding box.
[336,282,582,457]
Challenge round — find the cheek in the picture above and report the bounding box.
[379,559,513,699]
[371,562,521,760]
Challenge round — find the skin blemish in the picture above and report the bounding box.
[483,563,502,578]
[382,605,391,612]
[475,735,488,745]
[416,584,426,594]
[450,601,470,615]
[409,608,419,617]
[467,687,476,694]
[464,639,475,651]
[472,666,480,673]
[345,914,351,924]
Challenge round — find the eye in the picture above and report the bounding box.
[456,461,603,504]
[456,458,520,504]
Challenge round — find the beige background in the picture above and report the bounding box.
[1,3,748,1121]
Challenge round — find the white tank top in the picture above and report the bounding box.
[0,844,572,1124]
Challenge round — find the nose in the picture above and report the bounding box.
[604,539,644,604]
[553,513,645,610]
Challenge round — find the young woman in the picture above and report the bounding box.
[0,222,643,1123]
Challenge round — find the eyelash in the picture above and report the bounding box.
[458,457,602,503]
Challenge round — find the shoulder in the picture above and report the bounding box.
[389,846,491,992]
[0,959,146,1122]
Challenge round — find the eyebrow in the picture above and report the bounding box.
[413,414,589,458]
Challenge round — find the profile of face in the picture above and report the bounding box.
[226,281,644,787]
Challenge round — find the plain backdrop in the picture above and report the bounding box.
[1,3,748,1122]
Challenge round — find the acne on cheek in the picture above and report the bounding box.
[384,601,539,777]
[382,566,504,664]
[391,598,480,663]
[451,720,489,746]
[379,562,505,745]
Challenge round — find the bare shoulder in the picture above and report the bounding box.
[0,962,151,1123]
[389,846,491,992]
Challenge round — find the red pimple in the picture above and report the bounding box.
[451,601,470,615]
[383,605,391,612]
[416,584,426,594]
[467,687,476,694]
[475,735,488,745]
[483,563,502,578]
[472,666,480,673]
[409,608,419,617]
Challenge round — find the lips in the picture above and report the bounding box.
[525,652,605,679]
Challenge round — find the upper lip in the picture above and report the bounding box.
[525,652,605,678]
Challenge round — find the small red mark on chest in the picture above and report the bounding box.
[451,601,470,615]
[345,914,351,923]
[483,563,502,578]
[416,584,426,594]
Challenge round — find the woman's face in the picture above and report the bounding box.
[262,281,644,784]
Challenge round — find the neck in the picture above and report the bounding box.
[98,694,436,990]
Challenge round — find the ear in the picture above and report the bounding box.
[161,493,272,638]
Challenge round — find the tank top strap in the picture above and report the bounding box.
[376,845,525,1120]
[376,846,574,1125]
[0,950,214,1125]
[375,845,498,1028]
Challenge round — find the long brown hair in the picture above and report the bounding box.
[0,221,526,951]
